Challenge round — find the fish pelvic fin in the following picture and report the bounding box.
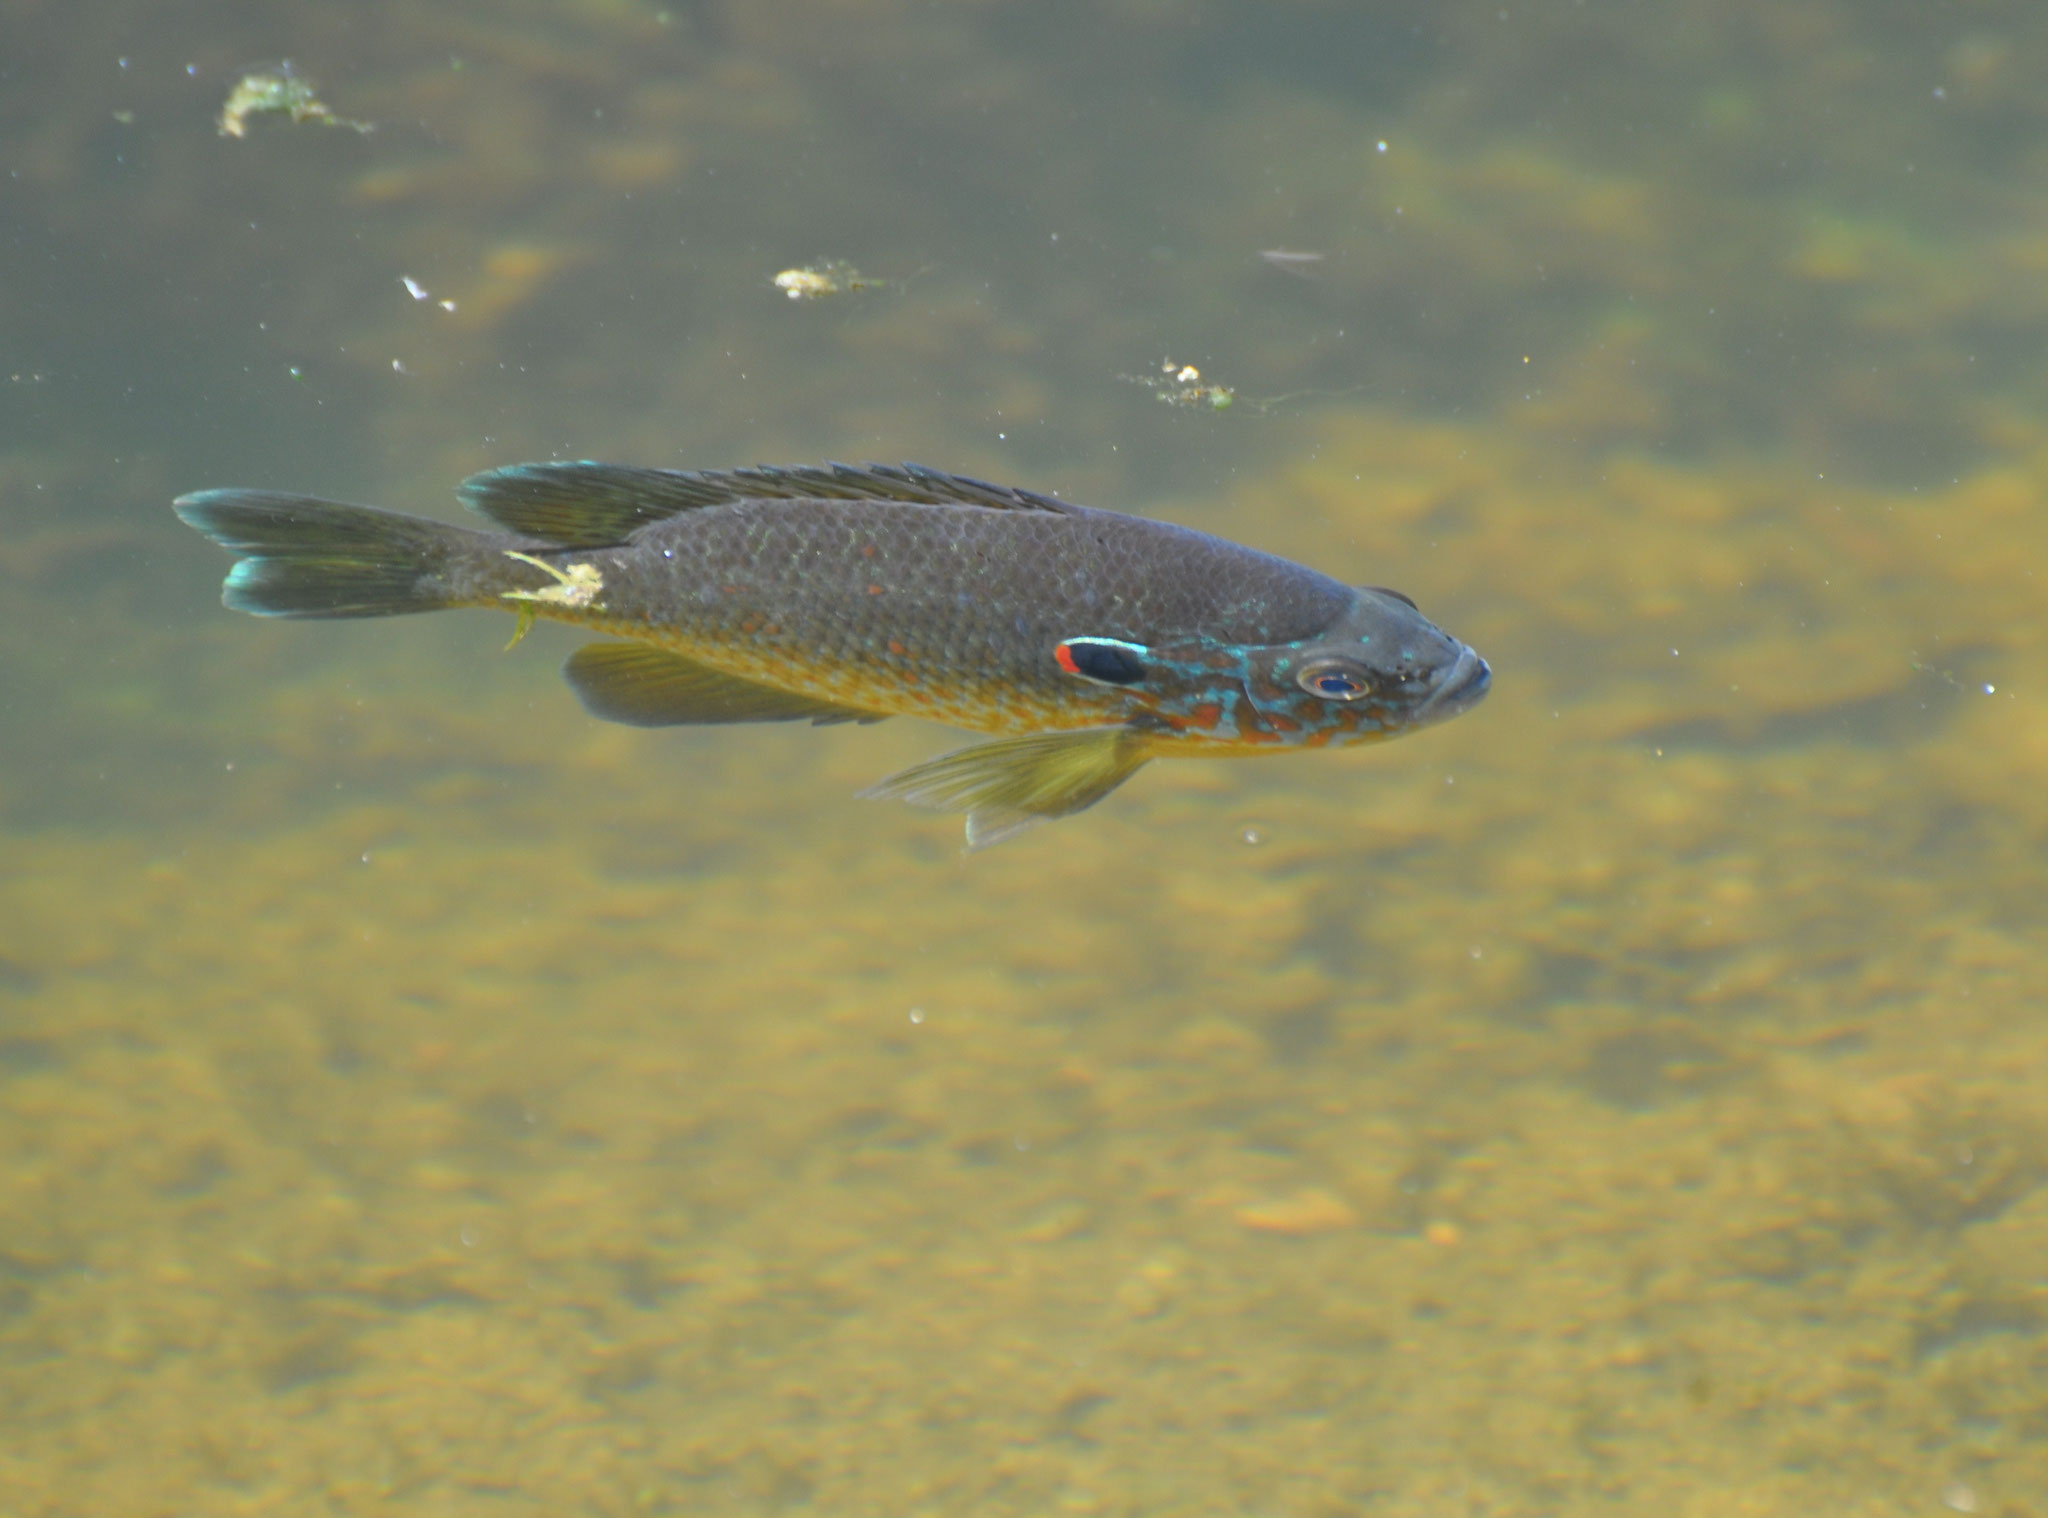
[565,641,887,727]
[860,728,1151,850]
[173,491,482,618]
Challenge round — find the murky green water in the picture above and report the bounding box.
[4,3,2046,1513]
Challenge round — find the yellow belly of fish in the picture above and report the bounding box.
[501,594,1123,737]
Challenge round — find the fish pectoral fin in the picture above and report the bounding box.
[564,642,886,727]
[859,728,1150,850]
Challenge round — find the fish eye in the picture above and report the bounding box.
[1365,585,1418,610]
[1298,661,1372,701]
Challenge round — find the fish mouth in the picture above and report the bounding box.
[1416,644,1491,721]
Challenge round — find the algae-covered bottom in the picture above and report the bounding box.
[4,416,2046,1516]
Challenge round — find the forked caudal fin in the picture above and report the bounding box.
[860,728,1152,850]
[172,491,484,618]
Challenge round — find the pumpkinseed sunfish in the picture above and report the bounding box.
[174,462,1490,847]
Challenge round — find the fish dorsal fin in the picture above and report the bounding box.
[460,461,1078,547]
[858,728,1150,850]
[564,642,886,727]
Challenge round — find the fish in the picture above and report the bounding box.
[173,461,1490,848]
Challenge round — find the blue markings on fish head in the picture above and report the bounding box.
[1067,589,1486,750]
[1231,586,1490,747]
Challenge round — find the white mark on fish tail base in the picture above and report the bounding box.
[500,551,605,609]
[499,550,606,649]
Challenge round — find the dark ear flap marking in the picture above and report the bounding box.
[1054,636,1149,686]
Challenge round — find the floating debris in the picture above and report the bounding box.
[1121,358,1367,416]
[1123,359,1238,411]
[217,64,372,139]
[771,260,884,300]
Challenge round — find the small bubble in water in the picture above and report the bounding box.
[908,1007,925,1024]
[1241,826,1264,845]
[1983,683,1995,695]
[1944,1483,1978,1514]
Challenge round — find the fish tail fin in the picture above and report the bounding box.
[173,491,488,618]
[859,727,1152,850]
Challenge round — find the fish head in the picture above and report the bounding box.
[1235,585,1490,746]
[1067,588,1487,750]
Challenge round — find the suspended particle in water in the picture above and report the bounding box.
[1258,248,1326,279]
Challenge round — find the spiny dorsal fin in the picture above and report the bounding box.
[460,461,1078,547]
[858,727,1150,850]
[564,642,887,727]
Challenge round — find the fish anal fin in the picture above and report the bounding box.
[564,642,886,727]
[859,728,1150,850]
